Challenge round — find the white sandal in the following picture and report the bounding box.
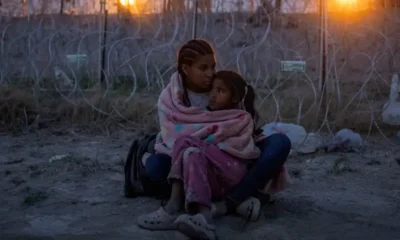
[236,197,261,222]
[174,213,217,240]
[137,207,179,230]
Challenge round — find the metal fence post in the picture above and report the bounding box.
[192,0,198,38]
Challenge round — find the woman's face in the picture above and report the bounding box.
[182,54,216,93]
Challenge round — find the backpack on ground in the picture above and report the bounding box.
[124,133,166,198]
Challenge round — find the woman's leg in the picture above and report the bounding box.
[143,153,171,196]
[145,153,171,184]
[137,154,180,230]
[163,180,184,214]
[219,133,291,215]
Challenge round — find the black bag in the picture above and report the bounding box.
[124,133,169,199]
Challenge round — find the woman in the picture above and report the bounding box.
[139,70,267,239]
[138,39,291,223]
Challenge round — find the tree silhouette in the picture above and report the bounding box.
[275,0,282,12]
[248,0,277,27]
[162,0,212,13]
[198,0,212,13]
[60,0,64,15]
[379,0,400,8]
[165,0,184,12]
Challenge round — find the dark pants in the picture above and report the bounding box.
[145,133,291,208]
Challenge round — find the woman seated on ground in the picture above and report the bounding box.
[138,70,266,239]
[140,39,291,221]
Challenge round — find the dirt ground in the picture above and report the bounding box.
[0,129,399,240]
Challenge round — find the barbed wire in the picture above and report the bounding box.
[0,0,399,146]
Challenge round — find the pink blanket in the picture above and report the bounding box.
[155,72,291,193]
[155,72,260,160]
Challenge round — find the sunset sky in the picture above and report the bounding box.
[1,0,372,15]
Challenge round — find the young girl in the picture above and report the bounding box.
[208,70,260,125]
[138,70,261,240]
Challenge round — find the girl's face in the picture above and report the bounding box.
[182,54,216,93]
[209,78,234,111]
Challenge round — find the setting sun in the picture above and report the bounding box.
[330,0,368,11]
[119,0,135,6]
[118,0,152,14]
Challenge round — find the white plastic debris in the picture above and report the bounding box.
[49,154,70,163]
[263,122,306,149]
[263,122,321,154]
[382,73,400,125]
[54,66,74,88]
[326,129,363,152]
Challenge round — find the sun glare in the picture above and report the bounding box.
[119,0,135,6]
[119,0,148,14]
[336,0,358,6]
[330,0,367,11]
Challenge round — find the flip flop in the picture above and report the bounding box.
[174,213,217,240]
[137,207,179,230]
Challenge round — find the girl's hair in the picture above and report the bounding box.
[214,70,260,124]
[177,39,215,106]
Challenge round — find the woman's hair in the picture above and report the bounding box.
[177,39,215,106]
[214,70,260,124]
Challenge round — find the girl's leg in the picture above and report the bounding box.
[172,145,216,240]
[169,143,214,223]
[172,136,247,240]
[138,135,215,231]
[170,136,246,221]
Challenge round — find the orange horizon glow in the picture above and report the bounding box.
[119,0,150,14]
[336,0,357,6]
[331,0,367,11]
